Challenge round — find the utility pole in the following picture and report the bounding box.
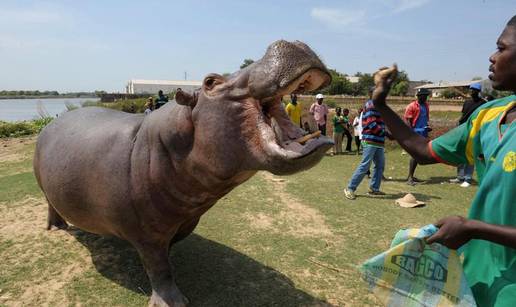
[184,71,187,80]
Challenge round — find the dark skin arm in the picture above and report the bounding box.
[373,65,516,250]
[371,65,436,164]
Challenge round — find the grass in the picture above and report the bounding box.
[0,136,476,306]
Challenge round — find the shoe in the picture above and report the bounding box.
[412,177,424,183]
[368,189,386,196]
[460,181,471,188]
[344,188,356,200]
[449,178,463,184]
[406,179,417,186]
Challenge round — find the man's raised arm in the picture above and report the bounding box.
[371,65,436,164]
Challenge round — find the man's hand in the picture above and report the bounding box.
[426,216,475,250]
[372,64,398,104]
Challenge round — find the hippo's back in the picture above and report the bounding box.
[34,107,144,234]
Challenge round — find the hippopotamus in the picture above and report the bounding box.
[33,40,332,306]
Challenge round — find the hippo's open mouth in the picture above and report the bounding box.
[256,68,334,161]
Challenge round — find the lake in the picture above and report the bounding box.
[0,98,100,122]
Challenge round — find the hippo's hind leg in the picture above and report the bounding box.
[133,240,188,307]
[46,200,68,230]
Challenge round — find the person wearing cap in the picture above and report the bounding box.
[344,87,387,199]
[449,82,487,187]
[310,93,329,135]
[285,94,302,128]
[404,87,431,185]
[154,90,169,109]
[370,15,516,306]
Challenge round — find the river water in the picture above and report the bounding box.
[0,98,100,122]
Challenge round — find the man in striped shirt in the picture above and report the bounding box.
[344,88,387,199]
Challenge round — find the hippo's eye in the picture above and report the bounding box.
[205,78,215,88]
[202,74,224,92]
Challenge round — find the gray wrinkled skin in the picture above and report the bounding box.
[34,40,332,307]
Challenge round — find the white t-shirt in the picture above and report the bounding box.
[353,112,363,139]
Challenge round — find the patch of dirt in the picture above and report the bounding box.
[245,172,333,238]
[0,196,91,307]
[0,196,47,237]
[0,136,36,163]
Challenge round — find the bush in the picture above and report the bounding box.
[102,98,147,113]
[0,117,54,138]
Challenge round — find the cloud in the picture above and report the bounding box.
[310,8,366,28]
[393,0,430,13]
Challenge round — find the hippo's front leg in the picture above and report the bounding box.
[133,240,188,307]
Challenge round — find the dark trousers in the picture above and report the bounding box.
[355,136,361,152]
[318,124,326,136]
[343,129,352,151]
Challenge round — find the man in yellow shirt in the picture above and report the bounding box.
[285,94,302,128]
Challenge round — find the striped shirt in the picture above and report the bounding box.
[361,99,386,147]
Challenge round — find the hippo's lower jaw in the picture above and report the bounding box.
[254,68,334,174]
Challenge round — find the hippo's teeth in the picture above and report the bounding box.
[293,131,321,145]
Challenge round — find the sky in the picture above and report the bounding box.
[0,0,514,92]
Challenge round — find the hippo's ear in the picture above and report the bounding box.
[202,73,225,93]
[175,89,198,107]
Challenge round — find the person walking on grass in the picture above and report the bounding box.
[344,89,387,199]
[310,93,329,135]
[285,94,302,128]
[449,82,487,187]
[404,87,431,185]
[370,15,516,306]
[332,107,345,155]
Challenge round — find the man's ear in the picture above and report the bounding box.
[175,89,197,107]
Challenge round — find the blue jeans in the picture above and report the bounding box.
[347,145,385,192]
[457,164,474,181]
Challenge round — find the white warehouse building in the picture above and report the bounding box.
[126,79,202,94]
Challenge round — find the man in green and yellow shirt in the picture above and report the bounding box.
[371,15,516,306]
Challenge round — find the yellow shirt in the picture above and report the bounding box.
[285,102,302,126]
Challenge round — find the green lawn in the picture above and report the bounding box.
[0,137,476,306]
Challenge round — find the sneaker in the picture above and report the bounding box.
[460,181,471,188]
[344,188,356,200]
[406,179,417,186]
[449,178,463,184]
[368,189,386,196]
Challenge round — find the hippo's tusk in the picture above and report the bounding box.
[293,130,321,145]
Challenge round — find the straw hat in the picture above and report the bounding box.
[395,193,425,208]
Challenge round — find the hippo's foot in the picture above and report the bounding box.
[46,205,68,230]
[148,289,188,307]
[134,241,188,307]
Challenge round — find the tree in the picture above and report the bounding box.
[240,59,254,69]
[471,76,482,81]
[322,69,353,95]
[391,80,409,96]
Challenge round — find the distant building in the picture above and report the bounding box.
[345,76,359,83]
[126,79,202,94]
[414,79,492,98]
